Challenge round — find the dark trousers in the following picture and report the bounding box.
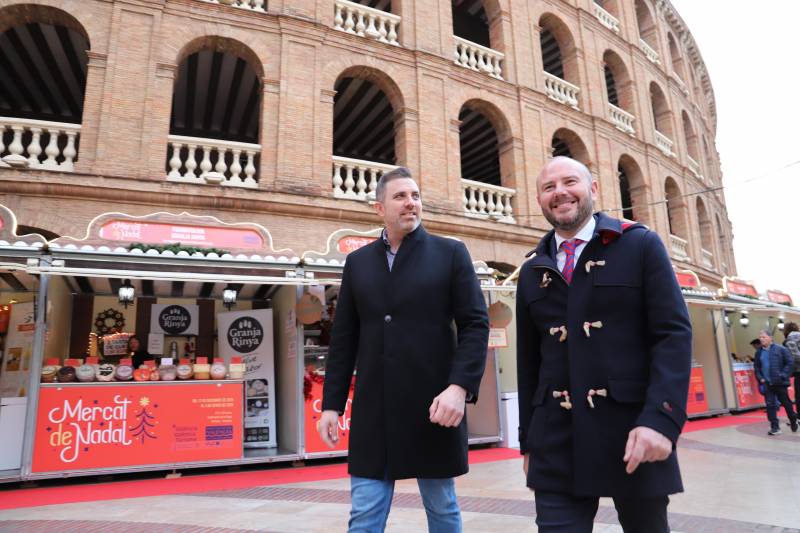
[794,373,800,414]
[765,384,797,431]
[534,490,669,533]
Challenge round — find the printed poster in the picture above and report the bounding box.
[31,382,243,473]
[304,370,354,454]
[217,309,276,448]
[0,301,35,398]
[732,362,763,409]
[686,366,709,415]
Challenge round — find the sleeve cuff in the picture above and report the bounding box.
[636,400,687,443]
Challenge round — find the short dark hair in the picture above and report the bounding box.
[785,322,799,335]
[375,166,413,202]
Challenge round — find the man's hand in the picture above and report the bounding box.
[522,453,529,476]
[429,384,467,427]
[318,410,340,448]
[623,426,672,474]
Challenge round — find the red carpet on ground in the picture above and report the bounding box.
[0,448,519,510]
[0,414,758,511]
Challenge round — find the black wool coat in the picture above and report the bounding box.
[516,213,692,498]
[323,225,489,480]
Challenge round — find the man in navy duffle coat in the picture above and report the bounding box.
[516,156,692,532]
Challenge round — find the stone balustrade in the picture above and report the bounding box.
[0,117,80,171]
[197,0,266,11]
[702,249,713,269]
[687,155,702,179]
[332,156,397,200]
[461,179,515,224]
[543,72,580,109]
[639,38,660,64]
[453,36,504,80]
[593,3,620,33]
[166,135,260,188]
[670,234,689,260]
[609,103,635,135]
[654,130,674,157]
[334,0,400,46]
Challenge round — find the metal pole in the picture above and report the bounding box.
[20,255,50,480]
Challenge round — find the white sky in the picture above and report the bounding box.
[669,0,800,302]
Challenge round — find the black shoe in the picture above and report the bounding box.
[768,428,783,436]
[792,421,798,433]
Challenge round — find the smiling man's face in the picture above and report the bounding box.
[536,157,597,236]
[375,177,421,238]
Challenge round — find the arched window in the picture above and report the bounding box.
[667,33,686,83]
[682,110,700,175]
[551,128,590,166]
[650,82,674,155]
[452,1,504,79]
[617,155,648,225]
[331,68,403,200]
[634,0,659,62]
[696,197,714,269]
[539,14,580,109]
[167,38,263,188]
[664,178,689,262]
[459,100,515,222]
[459,105,499,186]
[0,5,89,170]
[603,50,635,134]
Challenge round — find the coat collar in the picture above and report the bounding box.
[525,212,634,261]
[374,224,427,271]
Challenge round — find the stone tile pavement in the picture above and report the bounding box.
[1,415,799,532]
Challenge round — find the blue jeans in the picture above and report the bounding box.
[349,475,461,533]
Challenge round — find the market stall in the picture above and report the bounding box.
[717,277,776,412]
[299,228,504,459]
[0,205,45,480]
[16,210,317,480]
[675,269,730,418]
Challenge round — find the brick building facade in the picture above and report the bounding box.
[0,0,734,286]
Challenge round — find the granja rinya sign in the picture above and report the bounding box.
[46,395,134,463]
[32,383,244,473]
[150,303,199,336]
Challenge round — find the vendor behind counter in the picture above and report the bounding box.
[128,335,155,368]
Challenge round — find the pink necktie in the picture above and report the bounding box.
[560,239,583,284]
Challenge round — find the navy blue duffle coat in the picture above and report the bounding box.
[516,212,692,498]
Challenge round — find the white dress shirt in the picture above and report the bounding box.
[554,216,596,272]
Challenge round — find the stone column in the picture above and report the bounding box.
[259,78,282,191]
[315,87,337,196]
[74,51,107,175]
[144,61,177,181]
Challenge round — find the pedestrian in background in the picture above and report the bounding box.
[754,329,797,435]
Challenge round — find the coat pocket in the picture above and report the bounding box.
[531,383,548,407]
[527,383,549,450]
[592,267,642,288]
[608,379,647,403]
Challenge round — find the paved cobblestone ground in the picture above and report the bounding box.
[1,415,798,532]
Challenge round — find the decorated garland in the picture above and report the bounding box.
[94,308,125,335]
[128,242,230,256]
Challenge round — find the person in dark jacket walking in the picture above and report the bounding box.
[754,329,797,435]
[783,322,800,414]
[319,167,489,533]
[516,156,692,533]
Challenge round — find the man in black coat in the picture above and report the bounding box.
[320,167,489,532]
[516,156,692,532]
